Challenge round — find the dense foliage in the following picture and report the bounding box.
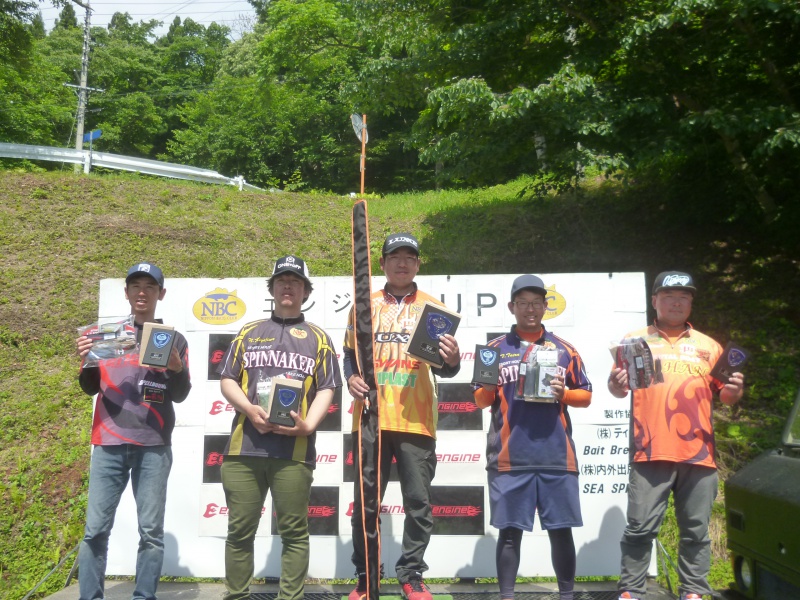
[1,0,799,218]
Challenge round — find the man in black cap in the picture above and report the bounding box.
[217,255,342,600]
[343,233,461,600]
[473,274,592,600]
[609,271,744,600]
[75,262,191,600]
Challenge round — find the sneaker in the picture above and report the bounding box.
[348,573,367,600]
[618,593,638,600]
[401,573,433,600]
[683,595,702,600]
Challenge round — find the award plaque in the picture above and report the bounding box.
[472,344,500,385]
[268,377,304,426]
[139,322,176,368]
[405,301,461,368]
[710,342,750,384]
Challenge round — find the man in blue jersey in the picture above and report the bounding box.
[473,275,592,600]
[218,255,342,600]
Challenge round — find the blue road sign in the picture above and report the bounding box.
[83,129,102,142]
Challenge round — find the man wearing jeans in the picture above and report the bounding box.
[218,255,342,600]
[75,262,191,600]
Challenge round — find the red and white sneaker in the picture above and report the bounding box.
[618,593,639,600]
[348,573,367,600]
[401,574,433,600]
[682,595,702,600]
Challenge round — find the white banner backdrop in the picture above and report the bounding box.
[93,272,656,579]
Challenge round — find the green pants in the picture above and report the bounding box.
[221,455,313,600]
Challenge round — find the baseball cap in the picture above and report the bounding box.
[126,262,164,288]
[269,255,312,286]
[510,274,547,300]
[652,271,697,296]
[382,233,420,256]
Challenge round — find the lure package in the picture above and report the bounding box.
[609,337,663,390]
[515,345,566,403]
[77,315,138,367]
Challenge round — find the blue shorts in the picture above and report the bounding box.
[488,470,582,531]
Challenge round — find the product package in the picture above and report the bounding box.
[609,337,663,390]
[515,345,566,403]
[77,316,138,367]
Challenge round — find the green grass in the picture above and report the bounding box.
[1,170,798,598]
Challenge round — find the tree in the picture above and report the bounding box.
[54,3,78,30]
[345,0,800,219]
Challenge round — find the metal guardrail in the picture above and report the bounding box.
[0,142,263,191]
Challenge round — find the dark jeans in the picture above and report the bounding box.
[350,430,437,583]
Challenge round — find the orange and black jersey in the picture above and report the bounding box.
[472,325,592,473]
[622,323,723,468]
[343,284,460,438]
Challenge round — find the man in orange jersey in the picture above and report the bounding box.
[609,271,744,600]
[343,233,461,600]
[473,275,592,600]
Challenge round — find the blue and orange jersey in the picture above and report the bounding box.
[622,323,723,468]
[472,325,592,473]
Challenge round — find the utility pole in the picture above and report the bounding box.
[74,0,91,154]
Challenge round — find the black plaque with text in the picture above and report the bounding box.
[268,377,304,426]
[139,322,176,368]
[405,301,461,368]
[472,344,500,385]
[710,342,750,384]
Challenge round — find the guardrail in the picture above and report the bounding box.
[0,142,263,191]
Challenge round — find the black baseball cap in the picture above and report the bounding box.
[382,233,420,256]
[125,262,165,288]
[652,271,697,295]
[510,274,547,300]
[269,255,312,286]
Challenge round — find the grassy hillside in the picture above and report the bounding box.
[1,171,798,598]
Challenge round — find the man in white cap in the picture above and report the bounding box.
[609,271,744,600]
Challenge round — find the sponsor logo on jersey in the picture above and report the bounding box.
[377,372,417,387]
[375,332,410,344]
[290,327,307,339]
[193,288,246,325]
[543,284,567,321]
